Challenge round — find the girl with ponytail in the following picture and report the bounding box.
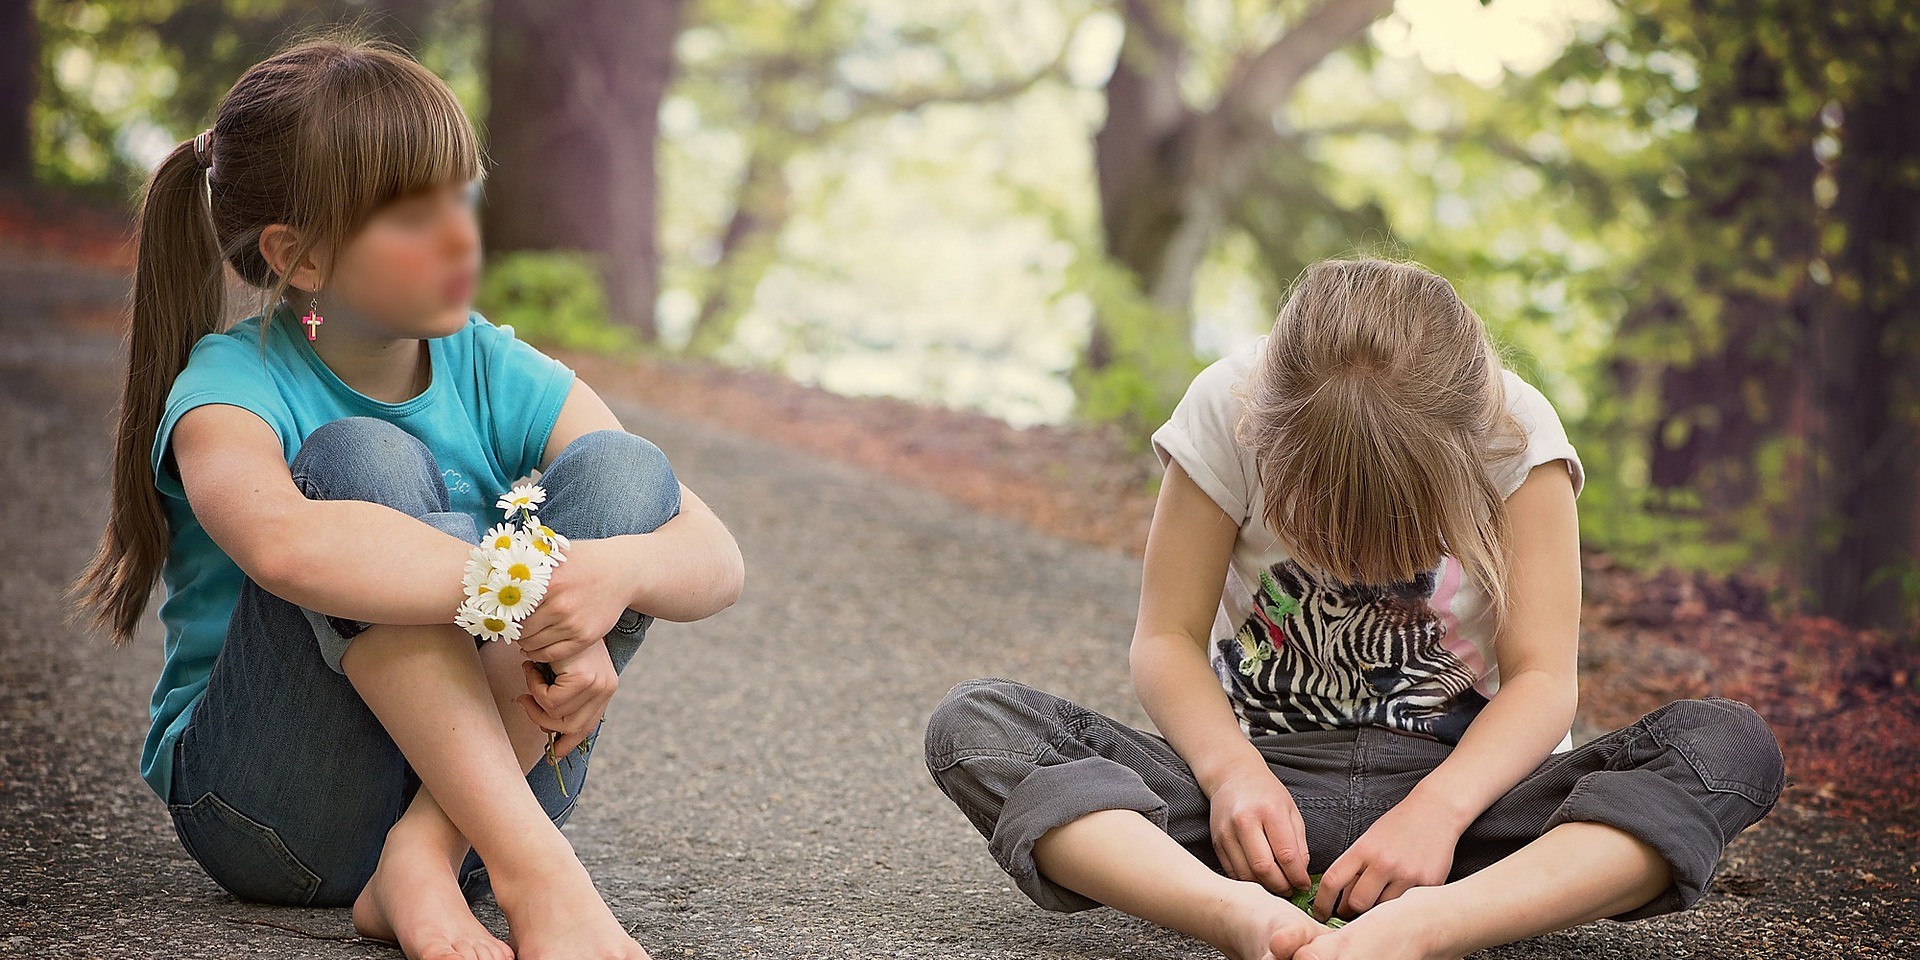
[68,33,743,960]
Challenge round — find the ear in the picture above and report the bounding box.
[258,224,326,291]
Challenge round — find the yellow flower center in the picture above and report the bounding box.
[507,562,533,581]
[493,535,514,548]
[497,584,523,606]
[532,541,552,556]
[483,617,506,632]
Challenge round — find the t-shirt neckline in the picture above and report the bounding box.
[273,301,446,416]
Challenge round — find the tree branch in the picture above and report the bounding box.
[1216,0,1397,128]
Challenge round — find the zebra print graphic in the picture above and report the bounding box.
[1216,557,1489,745]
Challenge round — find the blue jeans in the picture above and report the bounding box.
[166,416,682,907]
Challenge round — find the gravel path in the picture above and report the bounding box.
[1,262,1912,958]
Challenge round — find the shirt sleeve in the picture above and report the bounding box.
[1491,369,1586,500]
[470,316,577,480]
[1149,346,1259,524]
[150,338,293,501]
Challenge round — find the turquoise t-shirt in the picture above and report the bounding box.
[141,301,577,802]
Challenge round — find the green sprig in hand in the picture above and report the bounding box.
[1287,873,1348,929]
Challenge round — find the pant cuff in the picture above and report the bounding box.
[987,755,1171,913]
[1543,768,1723,921]
[306,509,479,674]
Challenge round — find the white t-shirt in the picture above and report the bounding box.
[1150,335,1586,754]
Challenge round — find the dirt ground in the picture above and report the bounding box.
[1,210,1914,958]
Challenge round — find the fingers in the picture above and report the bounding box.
[516,693,568,736]
[517,632,593,664]
[1286,797,1312,893]
[1261,815,1311,894]
[1313,857,1353,922]
[1378,878,1415,908]
[1233,812,1293,896]
[520,660,597,718]
[1213,821,1250,883]
[552,726,590,758]
[1341,864,1389,918]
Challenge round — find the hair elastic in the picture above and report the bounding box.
[192,128,214,170]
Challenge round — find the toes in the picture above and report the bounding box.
[1270,923,1323,960]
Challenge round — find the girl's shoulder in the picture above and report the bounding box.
[1490,368,1585,499]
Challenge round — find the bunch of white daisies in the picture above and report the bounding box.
[456,481,592,794]
[455,481,571,643]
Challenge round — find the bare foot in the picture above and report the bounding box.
[491,855,651,960]
[1202,880,1334,960]
[352,831,512,960]
[1289,886,1453,960]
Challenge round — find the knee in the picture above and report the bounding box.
[541,429,681,537]
[924,677,1040,774]
[1660,697,1787,807]
[290,417,446,514]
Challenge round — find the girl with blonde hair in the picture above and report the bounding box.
[925,258,1785,960]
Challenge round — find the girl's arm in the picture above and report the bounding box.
[1130,458,1267,792]
[536,377,744,622]
[1399,460,1584,830]
[1133,458,1314,894]
[173,404,474,625]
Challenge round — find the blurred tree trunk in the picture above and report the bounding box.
[1619,2,1920,632]
[1085,0,1394,372]
[484,0,685,339]
[1631,43,1817,532]
[1807,65,1920,630]
[0,0,33,188]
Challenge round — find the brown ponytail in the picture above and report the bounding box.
[65,30,482,646]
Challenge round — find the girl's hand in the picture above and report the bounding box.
[1205,765,1313,896]
[514,538,635,663]
[516,640,617,756]
[1312,795,1459,922]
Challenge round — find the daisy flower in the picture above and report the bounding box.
[490,539,556,588]
[522,513,570,563]
[472,568,545,621]
[462,545,500,599]
[456,597,522,643]
[481,522,523,553]
[496,482,547,516]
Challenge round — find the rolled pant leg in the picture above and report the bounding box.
[923,677,1219,912]
[455,427,681,898]
[1441,696,1787,922]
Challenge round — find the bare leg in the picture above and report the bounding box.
[350,638,566,959]
[338,621,647,960]
[1290,821,1673,960]
[1032,809,1328,960]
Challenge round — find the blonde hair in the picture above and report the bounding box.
[68,31,483,646]
[1234,258,1530,634]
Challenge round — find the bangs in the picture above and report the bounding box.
[301,49,484,234]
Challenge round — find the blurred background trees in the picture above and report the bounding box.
[12,0,1918,635]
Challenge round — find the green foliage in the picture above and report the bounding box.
[31,1,482,195]
[476,251,641,356]
[1284,874,1347,929]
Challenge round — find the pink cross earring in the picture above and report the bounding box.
[301,297,325,341]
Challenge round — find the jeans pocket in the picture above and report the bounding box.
[1653,702,1782,807]
[168,792,323,907]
